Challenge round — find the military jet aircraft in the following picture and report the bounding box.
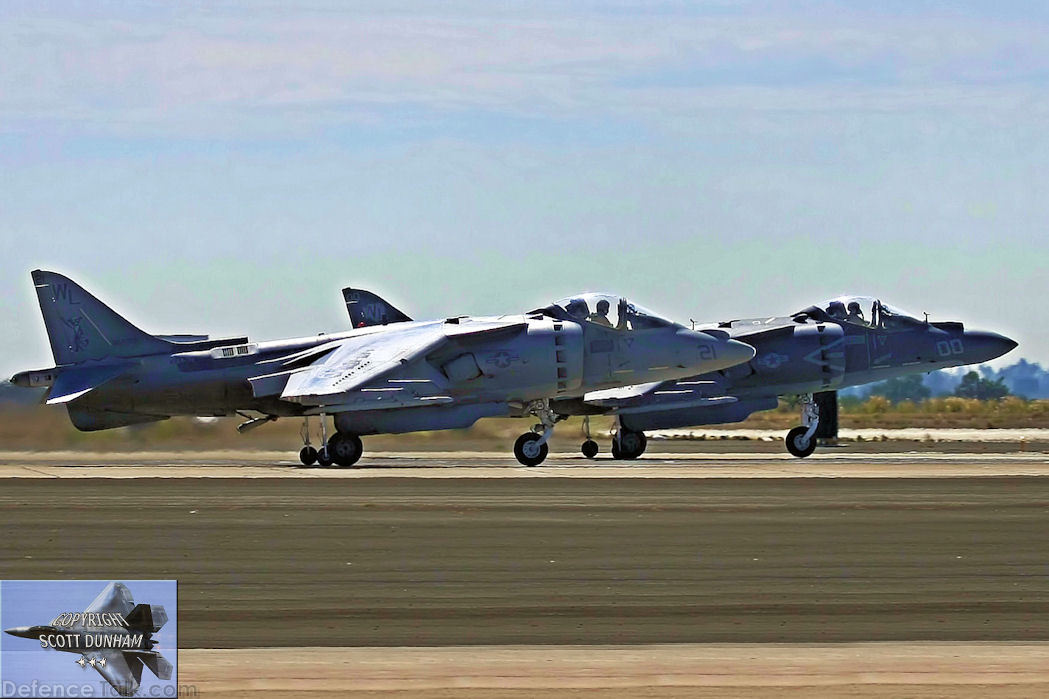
[546,296,1018,458]
[4,582,171,697]
[12,271,755,466]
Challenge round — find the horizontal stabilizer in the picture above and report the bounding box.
[46,364,131,404]
[138,651,172,680]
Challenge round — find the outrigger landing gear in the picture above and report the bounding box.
[514,399,564,466]
[298,417,318,466]
[785,394,819,458]
[581,416,599,459]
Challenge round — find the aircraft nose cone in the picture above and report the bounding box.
[5,626,34,639]
[963,330,1018,363]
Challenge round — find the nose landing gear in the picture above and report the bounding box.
[513,399,565,466]
[784,394,819,458]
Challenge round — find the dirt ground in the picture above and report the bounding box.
[181,643,1049,698]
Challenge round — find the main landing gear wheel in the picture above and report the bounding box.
[316,446,334,467]
[785,426,817,458]
[514,433,549,466]
[328,432,364,468]
[299,446,318,466]
[581,440,599,459]
[611,430,647,460]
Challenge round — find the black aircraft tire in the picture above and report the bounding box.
[316,446,334,467]
[581,440,599,459]
[616,430,647,460]
[328,432,364,468]
[785,426,817,458]
[514,433,549,466]
[299,446,318,466]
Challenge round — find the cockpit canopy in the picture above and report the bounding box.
[797,296,923,330]
[541,293,677,330]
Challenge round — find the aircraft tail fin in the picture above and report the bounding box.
[32,270,173,364]
[342,288,412,328]
[125,603,168,633]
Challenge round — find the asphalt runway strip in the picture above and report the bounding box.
[1,476,1047,647]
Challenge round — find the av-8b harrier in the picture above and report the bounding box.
[547,296,1017,458]
[12,271,754,466]
[4,582,171,697]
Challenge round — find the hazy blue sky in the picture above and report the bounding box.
[1,1,1045,376]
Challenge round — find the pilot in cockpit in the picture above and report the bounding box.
[587,299,614,328]
[846,301,867,325]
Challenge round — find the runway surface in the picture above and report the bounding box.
[2,468,1048,648]
[2,449,1049,478]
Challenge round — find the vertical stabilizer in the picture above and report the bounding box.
[32,270,172,364]
[343,288,412,328]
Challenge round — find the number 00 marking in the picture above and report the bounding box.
[937,339,964,356]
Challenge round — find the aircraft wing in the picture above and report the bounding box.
[281,319,526,410]
[85,582,136,616]
[83,649,142,697]
[583,377,737,414]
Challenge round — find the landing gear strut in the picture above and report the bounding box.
[298,417,318,466]
[316,414,334,467]
[785,394,819,458]
[580,416,598,459]
[513,399,564,466]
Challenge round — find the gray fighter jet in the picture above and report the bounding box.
[4,582,171,697]
[12,271,754,466]
[549,296,1017,459]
